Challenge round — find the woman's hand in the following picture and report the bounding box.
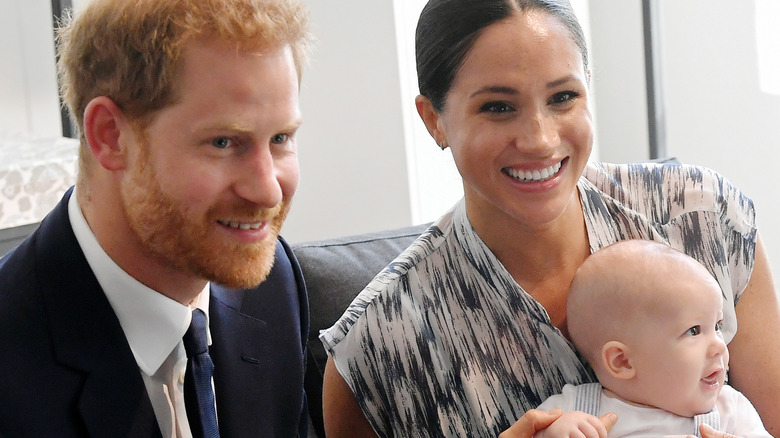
[533,411,615,438]
[498,410,616,438]
[693,424,742,438]
[497,409,562,438]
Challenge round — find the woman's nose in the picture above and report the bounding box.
[516,111,560,153]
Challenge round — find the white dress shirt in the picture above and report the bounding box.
[68,189,214,438]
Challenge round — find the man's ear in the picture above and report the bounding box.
[601,340,636,380]
[415,95,447,147]
[83,96,131,171]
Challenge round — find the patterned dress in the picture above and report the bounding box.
[320,162,757,438]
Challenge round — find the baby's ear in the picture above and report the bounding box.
[601,340,635,380]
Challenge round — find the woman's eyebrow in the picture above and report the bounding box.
[546,75,580,89]
[468,75,581,99]
[469,86,518,98]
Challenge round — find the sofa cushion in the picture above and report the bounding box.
[292,223,429,437]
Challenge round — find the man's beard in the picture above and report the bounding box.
[120,146,289,289]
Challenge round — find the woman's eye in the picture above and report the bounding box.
[212,137,233,149]
[550,91,579,105]
[715,320,723,332]
[479,102,514,114]
[686,326,701,336]
[271,134,289,144]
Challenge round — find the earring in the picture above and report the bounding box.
[438,140,447,150]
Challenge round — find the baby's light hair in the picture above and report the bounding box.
[567,240,712,375]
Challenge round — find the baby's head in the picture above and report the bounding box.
[567,240,728,417]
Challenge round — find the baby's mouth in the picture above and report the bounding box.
[701,370,722,388]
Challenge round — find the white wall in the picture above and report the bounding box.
[7,0,780,281]
[393,0,464,227]
[588,0,649,162]
[0,0,61,139]
[589,0,780,280]
[661,0,780,276]
[0,0,592,245]
[282,0,416,243]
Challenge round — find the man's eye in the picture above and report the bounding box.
[686,326,701,336]
[271,134,288,144]
[212,138,233,149]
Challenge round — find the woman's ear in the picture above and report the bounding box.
[601,340,635,380]
[83,96,130,171]
[415,95,447,148]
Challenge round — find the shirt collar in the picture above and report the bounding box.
[68,189,211,375]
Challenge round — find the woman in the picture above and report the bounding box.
[321,0,780,436]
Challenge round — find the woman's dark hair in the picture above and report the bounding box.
[415,0,588,111]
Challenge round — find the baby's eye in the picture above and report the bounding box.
[686,325,701,336]
[479,102,515,114]
[715,320,723,332]
[271,134,288,145]
[212,137,233,149]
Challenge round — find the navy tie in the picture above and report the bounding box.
[183,309,220,438]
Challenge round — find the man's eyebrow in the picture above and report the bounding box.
[285,116,304,131]
[194,117,303,134]
[194,122,254,134]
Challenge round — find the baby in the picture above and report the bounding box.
[535,240,770,437]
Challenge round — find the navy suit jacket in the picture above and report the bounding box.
[0,190,309,437]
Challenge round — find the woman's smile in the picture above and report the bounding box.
[502,159,565,183]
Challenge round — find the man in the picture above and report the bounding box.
[0,0,312,436]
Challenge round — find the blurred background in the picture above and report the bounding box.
[3,0,780,280]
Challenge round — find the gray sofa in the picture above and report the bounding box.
[0,221,428,437]
[292,223,429,438]
[0,224,38,256]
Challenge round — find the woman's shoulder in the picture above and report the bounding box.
[319,205,458,351]
[582,160,754,227]
[584,160,727,191]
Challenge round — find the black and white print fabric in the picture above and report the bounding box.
[320,161,756,438]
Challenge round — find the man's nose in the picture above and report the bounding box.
[233,146,283,208]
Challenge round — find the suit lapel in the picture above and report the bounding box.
[209,285,268,436]
[36,190,161,437]
[208,238,309,437]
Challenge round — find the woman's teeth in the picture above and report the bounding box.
[505,161,562,182]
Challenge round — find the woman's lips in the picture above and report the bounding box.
[503,159,565,183]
